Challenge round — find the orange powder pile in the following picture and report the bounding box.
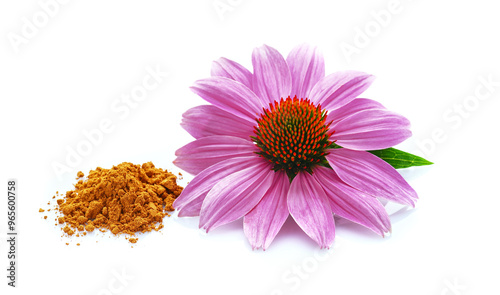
[52,162,183,243]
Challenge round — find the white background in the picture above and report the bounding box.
[1,0,499,294]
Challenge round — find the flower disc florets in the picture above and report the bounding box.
[252,96,334,179]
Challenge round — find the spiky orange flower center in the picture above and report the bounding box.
[252,96,334,179]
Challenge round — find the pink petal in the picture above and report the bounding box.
[173,156,262,217]
[330,108,411,150]
[252,44,292,104]
[309,71,375,111]
[327,98,385,126]
[288,171,335,248]
[286,43,325,100]
[191,77,266,124]
[314,166,391,236]
[181,105,256,139]
[243,171,290,250]
[199,160,275,231]
[211,57,253,90]
[326,149,418,206]
[174,136,258,175]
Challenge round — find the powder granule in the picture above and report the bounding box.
[55,162,183,242]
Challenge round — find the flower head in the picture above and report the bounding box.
[174,44,417,249]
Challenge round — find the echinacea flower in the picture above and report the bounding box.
[173,44,417,249]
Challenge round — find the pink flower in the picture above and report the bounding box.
[174,44,417,249]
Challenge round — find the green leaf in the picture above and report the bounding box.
[368,148,433,169]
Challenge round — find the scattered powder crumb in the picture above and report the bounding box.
[66,243,69,245]
[63,226,74,236]
[76,171,84,178]
[39,208,45,212]
[76,243,80,246]
[85,223,95,232]
[129,238,138,243]
[44,216,47,219]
